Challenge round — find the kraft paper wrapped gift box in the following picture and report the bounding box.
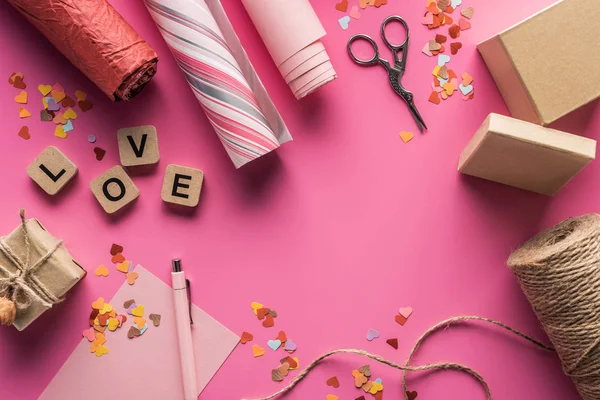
[0,214,86,330]
[458,113,596,196]
[477,0,600,126]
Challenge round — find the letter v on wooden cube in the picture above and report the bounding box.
[117,125,160,167]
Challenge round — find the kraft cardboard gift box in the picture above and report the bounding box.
[458,113,596,196]
[477,0,600,126]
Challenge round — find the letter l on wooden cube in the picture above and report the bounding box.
[27,146,77,195]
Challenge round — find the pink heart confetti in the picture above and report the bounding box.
[349,5,361,19]
[422,42,433,57]
[459,18,471,31]
[82,327,95,342]
[421,12,434,25]
[399,307,413,319]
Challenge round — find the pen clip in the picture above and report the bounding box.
[186,278,194,325]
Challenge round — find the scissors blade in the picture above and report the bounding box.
[406,98,427,132]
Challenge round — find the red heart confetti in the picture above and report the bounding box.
[17,126,30,140]
[94,147,106,161]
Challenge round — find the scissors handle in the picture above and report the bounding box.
[381,15,410,69]
[347,34,381,66]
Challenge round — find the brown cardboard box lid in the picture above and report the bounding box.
[496,0,600,124]
[459,113,596,195]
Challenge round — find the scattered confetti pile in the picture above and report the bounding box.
[84,297,128,357]
[251,301,278,328]
[95,243,140,285]
[336,0,389,30]
[352,364,384,399]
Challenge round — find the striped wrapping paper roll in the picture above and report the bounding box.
[145,0,291,168]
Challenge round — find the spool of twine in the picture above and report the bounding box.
[508,214,600,400]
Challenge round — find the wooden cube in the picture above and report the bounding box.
[27,146,77,195]
[117,125,160,166]
[458,113,596,196]
[90,166,139,213]
[161,164,204,207]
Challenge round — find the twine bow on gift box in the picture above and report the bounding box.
[0,209,62,325]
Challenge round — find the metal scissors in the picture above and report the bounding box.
[348,15,427,132]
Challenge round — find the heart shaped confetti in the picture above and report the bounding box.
[131,304,144,317]
[15,91,27,104]
[13,76,26,89]
[352,370,368,387]
[51,90,66,103]
[128,326,141,339]
[281,356,299,369]
[399,131,414,143]
[110,243,123,255]
[421,12,434,25]
[366,328,380,341]
[358,364,371,377]
[63,107,77,120]
[335,0,348,12]
[63,120,74,132]
[350,5,361,19]
[47,98,60,111]
[359,0,368,8]
[82,327,96,341]
[461,6,474,19]
[326,376,340,388]
[460,84,474,95]
[123,299,135,309]
[149,313,161,327]
[95,264,109,277]
[251,302,264,314]
[450,42,462,55]
[406,390,418,400]
[459,18,471,30]
[240,331,253,344]
[277,362,290,376]
[78,99,93,112]
[52,112,67,125]
[99,303,113,315]
[399,307,413,318]
[355,397,366,400]
[422,42,433,57]
[94,147,106,161]
[448,24,460,39]
[134,316,146,329]
[428,91,441,105]
[262,314,275,328]
[462,72,474,86]
[52,82,64,92]
[338,16,351,30]
[117,260,130,273]
[443,82,455,95]
[252,344,266,357]
[284,338,296,352]
[112,253,126,264]
[326,395,339,400]
[75,90,87,101]
[256,307,269,320]
[107,317,119,331]
[8,72,22,84]
[19,107,31,119]
[92,297,105,310]
[451,0,461,6]
[40,109,53,122]
[94,344,109,357]
[126,271,139,285]
[386,338,399,349]
[88,134,97,143]
[437,54,451,66]
[38,84,52,96]
[267,339,282,351]
[271,369,283,382]
[116,314,127,326]
[139,323,149,335]
[59,96,75,108]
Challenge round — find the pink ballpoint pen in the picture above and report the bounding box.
[172,259,198,400]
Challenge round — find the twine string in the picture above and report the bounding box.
[244,316,555,400]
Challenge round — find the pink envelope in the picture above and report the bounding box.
[39,266,239,400]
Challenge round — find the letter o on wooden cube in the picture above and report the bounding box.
[27,146,77,195]
[161,164,204,207]
[90,166,139,214]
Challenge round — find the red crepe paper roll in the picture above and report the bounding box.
[9,0,159,101]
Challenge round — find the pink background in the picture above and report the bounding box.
[0,0,597,399]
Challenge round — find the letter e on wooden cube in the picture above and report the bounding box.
[117,125,160,166]
[161,164,204,207]
[27,146,77,195]
[90,166,139,214]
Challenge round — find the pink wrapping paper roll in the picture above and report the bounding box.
[145,0,291,168]
[242,0,337,99]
